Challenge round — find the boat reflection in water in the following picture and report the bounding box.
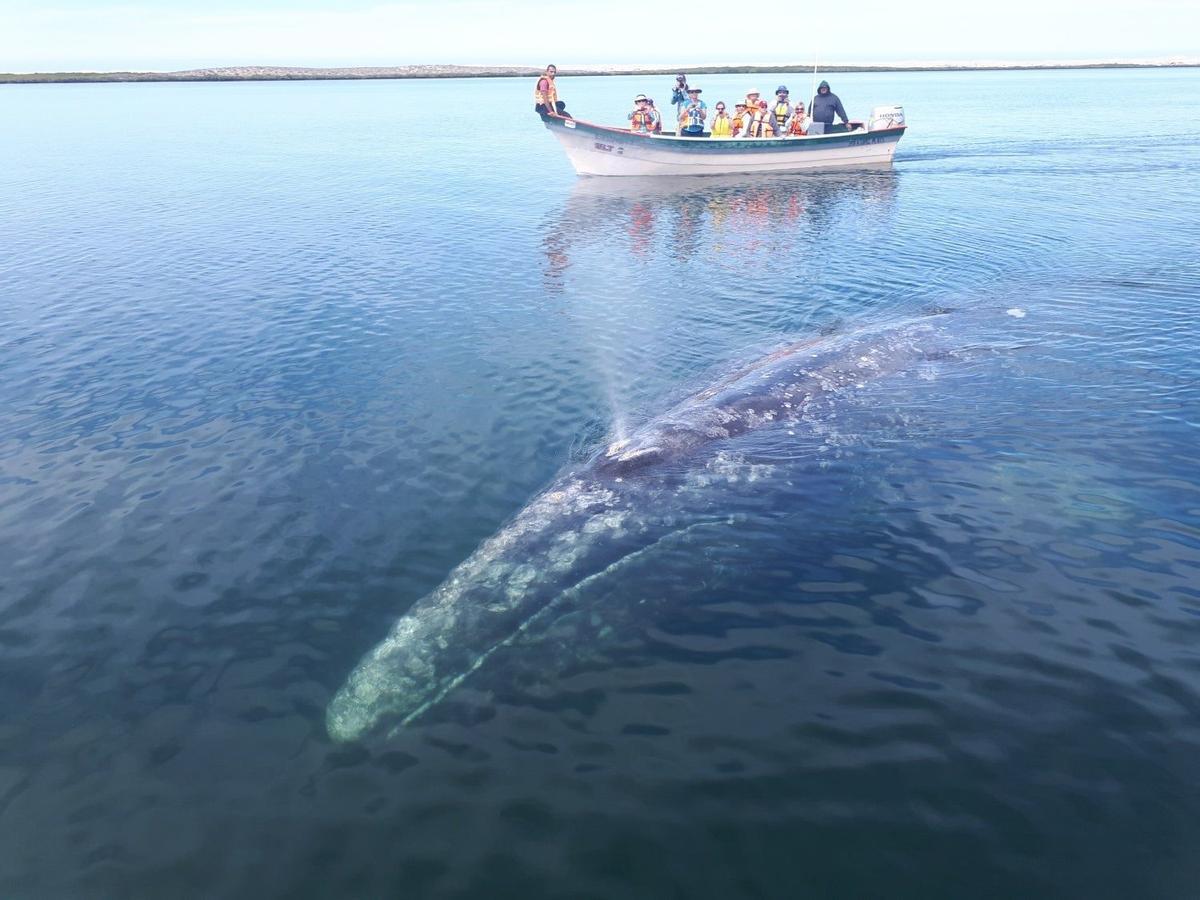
[541,170,900,294]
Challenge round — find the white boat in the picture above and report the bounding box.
[541,106,906,177]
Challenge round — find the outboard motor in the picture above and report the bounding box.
[869,105,906,131]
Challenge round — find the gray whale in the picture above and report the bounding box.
[326,312,993,741]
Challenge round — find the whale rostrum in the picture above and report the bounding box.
[326,312,984,741]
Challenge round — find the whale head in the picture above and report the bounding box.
[325,681,381,743]
[325,613,452,741]
[325,650,421,742]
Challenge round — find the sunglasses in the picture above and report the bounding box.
[716,106,725,110]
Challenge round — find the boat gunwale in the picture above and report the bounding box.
[539,112,906,151]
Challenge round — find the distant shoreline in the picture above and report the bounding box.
[3,61,1197,85]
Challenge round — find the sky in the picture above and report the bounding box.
[2,0,1198,72]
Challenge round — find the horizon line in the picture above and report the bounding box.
[3,58,1199,84]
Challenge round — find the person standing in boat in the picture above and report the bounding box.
[709,101,733,137]
[533,64,558,115]
[678,87,707,137]
[770,86,793,137]
[628,94,656,134]
[670,74,690,122]
[810,80,851,133]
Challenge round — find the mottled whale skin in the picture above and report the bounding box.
[326,314,955,741]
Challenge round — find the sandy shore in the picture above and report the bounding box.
[3,60,1197,84]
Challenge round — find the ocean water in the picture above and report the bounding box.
[1,67,1199,898]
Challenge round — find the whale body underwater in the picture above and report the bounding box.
[326,310,1022,741]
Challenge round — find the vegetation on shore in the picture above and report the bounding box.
[2,61,1196,85]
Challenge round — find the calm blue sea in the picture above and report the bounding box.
[1,68,1199,899]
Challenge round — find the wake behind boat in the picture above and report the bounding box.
[540,107,906,177]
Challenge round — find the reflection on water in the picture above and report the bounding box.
[541,171,899,293]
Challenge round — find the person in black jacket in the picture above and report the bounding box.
[810,80,850,132]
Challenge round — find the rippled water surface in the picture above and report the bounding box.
[2,68,1199,898]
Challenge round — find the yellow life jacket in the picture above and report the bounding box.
[750,111,775,137]
[711,114,732,136]
[773,102,790,129]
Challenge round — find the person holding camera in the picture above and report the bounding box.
[628,94,656,134]
[670,74,690,123]
[709,102,733,137]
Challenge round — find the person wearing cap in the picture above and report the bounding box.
[810,80,850,133]
[731,101,754,138]
[670,74,690,122]
[628,94,655,133]
[678,86,707,137]
[770,86,793,137]
[709,101,733,137]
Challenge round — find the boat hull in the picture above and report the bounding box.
[541,114,905,177]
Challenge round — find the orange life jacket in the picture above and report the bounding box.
[533,75,558,107]
[630,110,653,133]
[787,116,807,136]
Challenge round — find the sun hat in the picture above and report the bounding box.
[776,85,788,93]
[747,88,760,95]
[634,93,648,102]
